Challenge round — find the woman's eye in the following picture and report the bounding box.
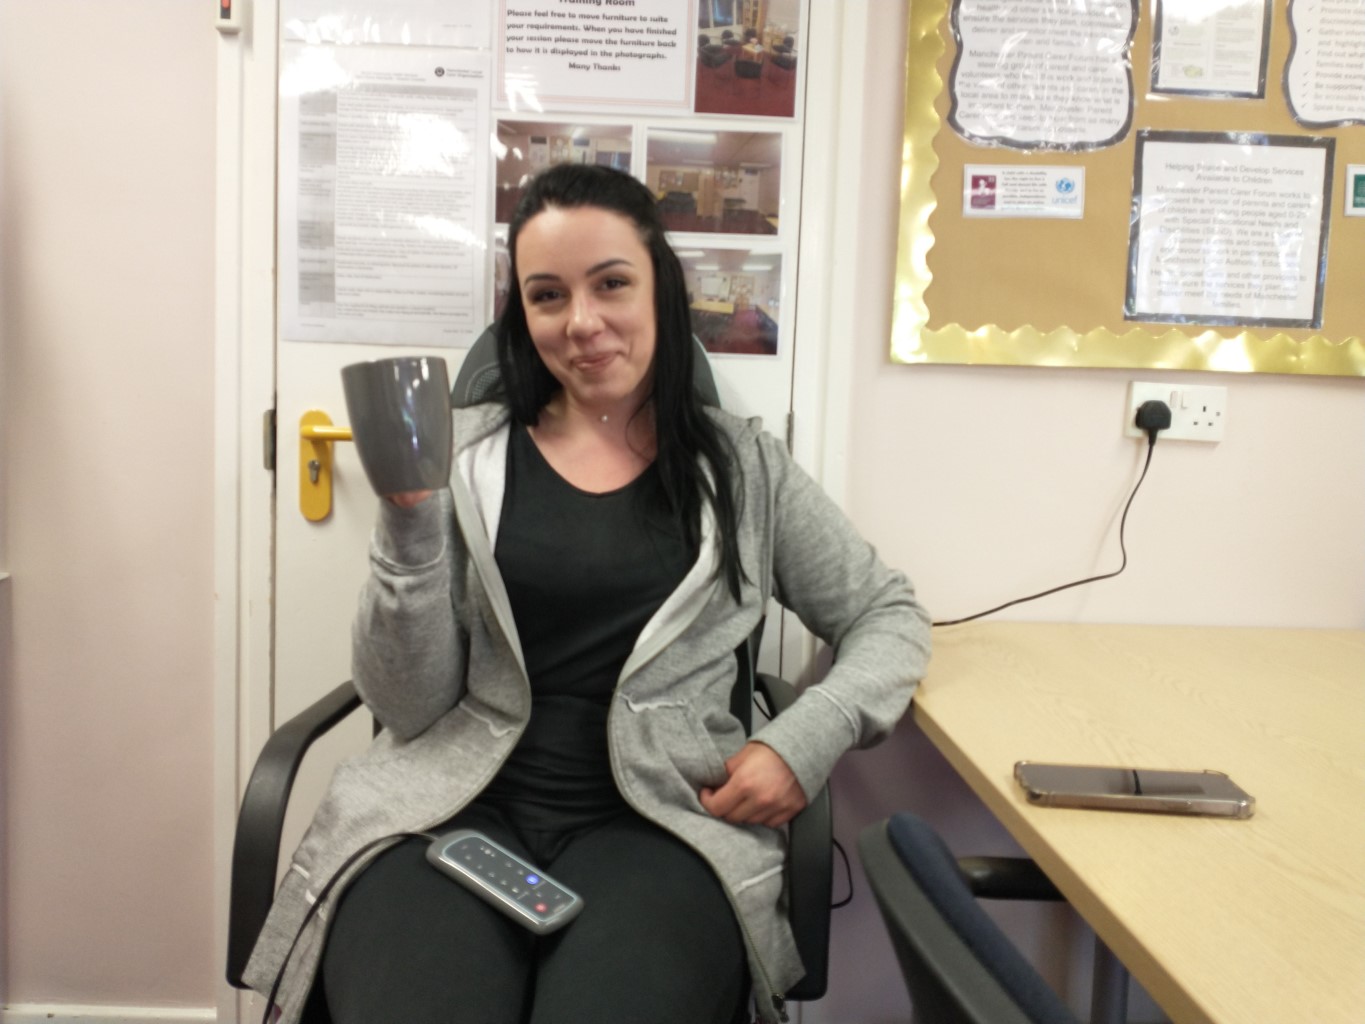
[600,276,630,291]
[528,288,562,304]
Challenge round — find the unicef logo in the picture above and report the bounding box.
[1055,177,1076,194]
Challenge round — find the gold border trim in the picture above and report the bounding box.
[890,0,1365,377]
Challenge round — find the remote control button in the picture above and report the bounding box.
[525,873,540,885]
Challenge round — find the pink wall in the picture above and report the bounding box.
[0,0,218,1007]
[0,0,1359,1018]
[811,3,1365,1022]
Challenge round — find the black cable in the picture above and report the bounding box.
[933,430,1161,628]
[259,426,1165,1007]
[830,837,855,909]
[753,693,772,722]
[261,830,439,1024]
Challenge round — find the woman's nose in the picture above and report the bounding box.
[567,293,602,336]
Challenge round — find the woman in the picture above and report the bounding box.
[243,164,931,1024]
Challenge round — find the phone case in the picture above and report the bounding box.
[1014,761,1255,818]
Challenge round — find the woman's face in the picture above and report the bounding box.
[515,205,657,416]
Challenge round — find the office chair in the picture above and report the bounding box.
[735,57,763,80]
[771,36,797,72]
[859,813,1081,1024]
[227,325,834,1007]
[699,33,733,69]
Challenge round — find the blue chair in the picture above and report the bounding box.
[859,813,1081,1024]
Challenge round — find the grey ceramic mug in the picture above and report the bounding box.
[341,356,452,497]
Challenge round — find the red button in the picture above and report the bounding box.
[534,902,548,913]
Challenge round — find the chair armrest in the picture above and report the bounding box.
[757,672,832,1001]
[956,856,1065,902]
[226,681,365,988]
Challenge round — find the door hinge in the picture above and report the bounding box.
[263,408,277,472]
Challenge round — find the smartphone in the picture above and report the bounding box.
[1014,761,1255,818]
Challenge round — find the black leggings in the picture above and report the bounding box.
[312,803,749,1024]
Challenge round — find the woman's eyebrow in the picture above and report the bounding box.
[522,258,634,285]
[586,258,633,275]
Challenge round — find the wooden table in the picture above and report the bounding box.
[912,623,1365,1024]
[690,299,736,315]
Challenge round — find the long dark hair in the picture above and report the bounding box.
[497,164,746,601]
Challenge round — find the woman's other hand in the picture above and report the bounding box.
[699,742,808,828]
[386,490,434,509]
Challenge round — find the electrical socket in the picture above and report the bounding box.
[1125,382,1227,442]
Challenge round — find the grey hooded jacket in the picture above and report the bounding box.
[243,403,931,1023]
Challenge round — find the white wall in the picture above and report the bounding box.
[807,3,1365,1023]
[0,0,217,1013]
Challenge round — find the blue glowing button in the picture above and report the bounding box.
[525,873,540,885]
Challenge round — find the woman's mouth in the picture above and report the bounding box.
[572,352,616,373]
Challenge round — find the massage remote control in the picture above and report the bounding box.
[426,829,585,934]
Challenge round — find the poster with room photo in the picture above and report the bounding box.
[645,127,782,235]
[695,0,803,118]
[676,246,783,356]
[493,119,634,223]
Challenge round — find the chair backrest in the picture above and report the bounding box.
[451,322,722,410]
[858,814,1079,1024]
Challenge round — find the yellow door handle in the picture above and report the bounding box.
[299,411,353,521]
[300,422,353,443]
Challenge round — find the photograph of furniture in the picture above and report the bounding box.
[646,130,782,236]
[695,0,801,117]
[493,120,632,224]
[678,248,782,356]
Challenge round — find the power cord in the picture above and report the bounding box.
[830,837,855,909]
[933,399,1171,627]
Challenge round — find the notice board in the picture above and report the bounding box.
[892,0,1365,376]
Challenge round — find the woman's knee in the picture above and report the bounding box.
[321,836,534,1024]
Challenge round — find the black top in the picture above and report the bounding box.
[482,423,696,833]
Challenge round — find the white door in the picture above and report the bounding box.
[245,0,809,932]
[222,4,830,1021]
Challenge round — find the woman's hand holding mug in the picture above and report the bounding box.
[341,356,453,502]
[386,490,435,509]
